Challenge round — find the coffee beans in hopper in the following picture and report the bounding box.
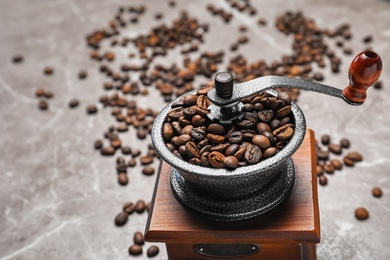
[163,88,295,169]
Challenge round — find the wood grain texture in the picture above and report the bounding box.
[145,129,320,245]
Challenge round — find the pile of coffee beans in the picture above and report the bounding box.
[163,84,295,169]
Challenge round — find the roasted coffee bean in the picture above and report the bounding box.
[225,144,240,156]
[324,164,334,174]
[200,152,210,167]
[114,211,129,226]
[94,139,103,149]
[43,66,54,75]
[331,159,343,170]
[190,128,206,141]
[181,125,193,135]
[346,152,363,162]
[192,115,206,126]
[196,95,210,109]
[38,100,48,110]
[78,70,88,79]
[86,104,98,114]
[137,128,147,139]
[123,202,135,214]
[317,150,329,160]
[245,144,262,164]
[35,88,46,97]
[372,187,383,198]
[252,135,270,149]
[313,72,324,81]
[118,173,128,185]
[129,245,142,256]
[236,119,255,129]
[340,138,350,148]
[183,107,197,119]
[321,135,330,145]
[208,151,225,168]
[185,142,200,158]
[316,165,324,176]
[142,167,155,176]
[263,147,277,159]
[128,158,137,167]
[343,156,354,167]
[277,92,291,105]
[270,119,281,130]
[207,133,225,144]
[224,156,238,169]
[210,143,229,153]
[140,155,153,165]
[328,144,342,155]
[258,110,274,122]
[135,200,146,213]
[319,175,328,186]
[68,98,80,108]
[199,145,212,155]
[374,81,382,90]
[121,146,132,155]
[101,147,115,156]
[117,124,128,132]
[111,139,122,149]
[273,125,294,140]
[276,106,291,118]
[133,231,145,245]
[256,122,271,133]
[175,134,192,147]
[116,162,127,172]
[355,207,369,220]
[228,131,243,144]
[207,123,225,135]
[147,246,160,257]
[168,107,184,120]
[12,54,23,63]
[132,149,141,157]
[262,131,275,144]
[171,121,182,135]
[182,94,198,106]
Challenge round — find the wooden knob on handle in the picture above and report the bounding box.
[343,51,382,104]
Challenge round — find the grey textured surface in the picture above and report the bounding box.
[0,0,389,260]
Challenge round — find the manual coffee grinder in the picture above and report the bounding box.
[145,51,382,259]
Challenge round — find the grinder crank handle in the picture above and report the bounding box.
[208,51,382,106]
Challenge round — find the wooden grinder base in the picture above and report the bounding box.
[145,129,320,260]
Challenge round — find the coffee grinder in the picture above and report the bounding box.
[145,51,382,259]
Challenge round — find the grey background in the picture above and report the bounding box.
[0,0,389,259]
